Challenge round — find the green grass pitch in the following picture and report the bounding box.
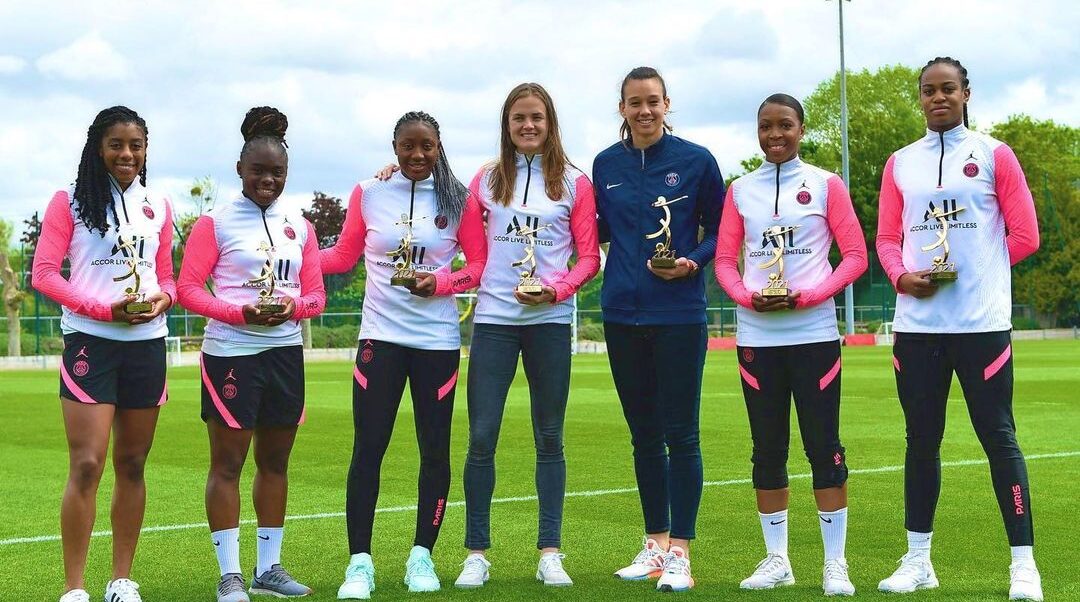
[1,341,1077,601]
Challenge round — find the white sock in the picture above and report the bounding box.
[256,526,283,577]
[350,552,372,566]
[211,527,241,576]
[759,510,789,557]
[907,530,932,558]
[1010,545,1034,563]
[818,508,848,561]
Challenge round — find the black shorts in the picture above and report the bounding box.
[200,346,305,430]
[59,331,167,409]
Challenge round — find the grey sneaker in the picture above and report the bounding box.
[250,564,312,597]
[217,573,251,602]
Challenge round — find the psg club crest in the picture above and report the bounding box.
[222,384,238,400]
[434,215,449,230]
[665,172,680,187]
[284,225,297,240]
[742,348,754,363]
[142,205,155,219]
[796,190,812,205]
[963,163,979,178]
[73,360,90,377]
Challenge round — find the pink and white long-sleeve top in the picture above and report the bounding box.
[177,195,325,357]
[715,157,867,347]
[32,182,175,341]
[319,172,486,351]
[876,124,1039,333]
[470,156,600,326]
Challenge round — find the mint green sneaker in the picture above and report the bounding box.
[337,553,374,600]
[404,546,441,592]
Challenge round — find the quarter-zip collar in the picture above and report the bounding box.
[925,123,967,188]
[242,194,280,246]
[515,153,541,207]
[759,155,803,218]
[629,132,671,169]
[107,174,145,225]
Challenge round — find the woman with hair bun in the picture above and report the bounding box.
[178,106,326,602]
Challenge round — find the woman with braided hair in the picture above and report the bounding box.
[321,110,486,598]
[178,106,325,602]
[875,57,1042,601]
[33,106,175,602]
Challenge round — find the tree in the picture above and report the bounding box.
[0,220,26,356]
[21,211,42,250]
[991,116,1080,325]
[302,191,346,246]
[177,176,218,246]
[801,65,926,247]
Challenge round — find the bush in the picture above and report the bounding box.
[311,324,359,348]
[577,322,604,342]
[1012,317,1040,331]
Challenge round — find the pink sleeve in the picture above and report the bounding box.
[550,175,600,303]
[319,184,366,274]
[155,199,177,307]
[434,192,487,296]
[291,220,327,319]
[993,144,1040,265]
[875,155,908,291]
[714,186,754,309]
[176,216,246,324]
[796,176,868,308]
[31,191,113,321]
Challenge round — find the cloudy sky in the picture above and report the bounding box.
[1,0,1077,232]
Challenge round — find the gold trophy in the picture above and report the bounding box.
[921,204,965,281]
[759,225,801,298]
[389,213,427,287]
[247,241,286,314]
[512,223,552,295]
[112,234,153,314]
[645,195,689,268]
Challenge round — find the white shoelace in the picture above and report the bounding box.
[632,538,662,565]
[752,553,788,577]
[662,553,691,576]
[106,579,141,602]
[1009,561,1038,584]
[892,553,929,578]
[540,553,568,576]
[824,559,849,582]
[460,555,489,578]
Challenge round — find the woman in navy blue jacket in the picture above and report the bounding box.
[593,66,724,593]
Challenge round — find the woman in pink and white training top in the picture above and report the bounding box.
[875,57,1042,602]
[177,107,325,601]
[453,82,600,589]
[715,93,866,597]
[33,106,175,602]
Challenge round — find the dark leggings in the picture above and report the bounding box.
[736,340,848,490]
[893,330,1033,546]
[603,322,706,540]
[345,339,459,554]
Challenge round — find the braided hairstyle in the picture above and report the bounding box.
[393,111,468,224]
[72,106,148,236]
[919,56,970,127]
[240,106,289,157]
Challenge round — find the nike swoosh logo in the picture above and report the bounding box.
[258,535,270,540]
[606,183,623,189]
[820,517,833,523]
[213,540,221,546]
[770,520,786,525]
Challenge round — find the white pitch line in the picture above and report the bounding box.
[3,451,1077,547]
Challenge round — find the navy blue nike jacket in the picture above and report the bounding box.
[593,133,724,325]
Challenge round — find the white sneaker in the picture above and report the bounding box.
[337,554,374,600]
[614,537,666,580]
[59,590,90,602]
[655,546,694,592]
[878,552,939,593]
[404,545,441,592]
[536,552,573,586]
[454,553,490,588]
[1009,559,1043,601]
[104,578,142,602]
[740,553,795,590]
[823,559,855,596]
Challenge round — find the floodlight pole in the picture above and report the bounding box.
[838,0,855,335]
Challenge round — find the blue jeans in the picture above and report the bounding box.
[604,322,706,540]
[463,322,571,550]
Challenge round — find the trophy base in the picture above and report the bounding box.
[761,287,789,298]
[928,270,958,282]
[125,301,153,314]
[651,257,677,269]
[516,284,544,295]
[391,276,417,288]
[257,303,286,314]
